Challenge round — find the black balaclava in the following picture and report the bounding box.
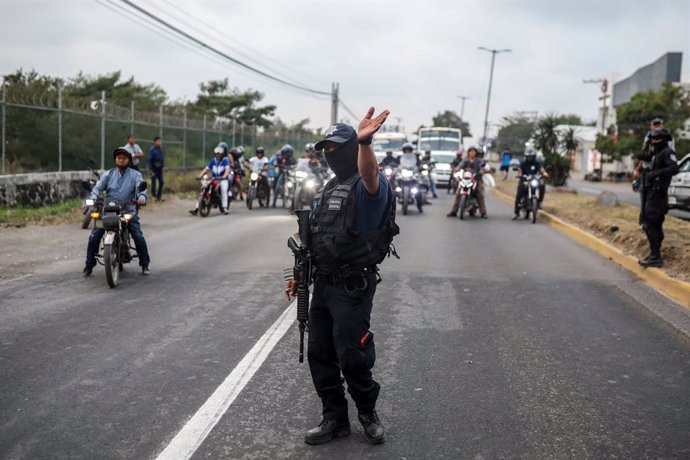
[325,135,359,180]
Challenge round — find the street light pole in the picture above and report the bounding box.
[478,47,511,152]
[457,95,469,146]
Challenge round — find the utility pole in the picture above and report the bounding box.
[2,77,7,175]
[331,82,339,125]
[457,96,469,122]
[583,78,610,134]
[100,90,106,171]
[130,100,135,135]
[478,47,511,152]
[58,82,62,172]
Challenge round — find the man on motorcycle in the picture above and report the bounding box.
[512,148,549,220]
[446,147,486,218]
[379,151,399,168]
[248,146,269,175]
[420,150,438,199]
[272,144,297,207]
[83,148,150,276]
[190,146,231,215]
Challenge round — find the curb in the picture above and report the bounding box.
[490,187,690,308]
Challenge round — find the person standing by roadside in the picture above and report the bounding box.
[122,135,144,171]
[148,136,165,202]
[634,117,674,224]
[499,147,512,180]
[638,128,679,267]
[285,108,397,446]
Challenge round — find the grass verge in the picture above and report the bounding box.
[493,180,690,282]
[0,199,84,228]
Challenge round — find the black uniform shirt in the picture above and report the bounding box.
[647,147,679,190]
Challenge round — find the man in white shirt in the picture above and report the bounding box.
[122,135,144,170]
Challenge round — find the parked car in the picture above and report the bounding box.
[668,153,690,211]
[430,152,456,188]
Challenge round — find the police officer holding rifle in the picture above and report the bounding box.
[286,107,399,446]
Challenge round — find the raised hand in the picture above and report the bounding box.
[358,107,390,141]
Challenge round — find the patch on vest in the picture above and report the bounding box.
[327,197,342,211]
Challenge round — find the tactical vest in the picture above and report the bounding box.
[311,173,399,275]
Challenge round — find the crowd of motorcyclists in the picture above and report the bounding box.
[82,138,552,284]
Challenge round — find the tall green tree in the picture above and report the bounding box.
[595,83,690,160]
[431,110,472,138]
[65,71,167,110]
[191,79,276,128]
[495,113,535,152]
[532,113,571,186]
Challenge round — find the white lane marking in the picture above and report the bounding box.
[0,274,34,285]
[155,300,297,460]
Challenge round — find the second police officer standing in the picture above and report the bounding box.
[285,107,399,446]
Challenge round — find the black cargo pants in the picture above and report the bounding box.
[642,189,667,258]
[307,269,379,421]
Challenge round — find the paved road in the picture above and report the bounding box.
[1,193,690,459]
[568,177,690,221]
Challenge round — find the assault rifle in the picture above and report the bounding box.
[287,209,312,363]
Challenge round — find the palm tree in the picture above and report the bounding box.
[562,127,580,170]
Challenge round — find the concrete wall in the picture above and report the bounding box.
[0,171,94,208]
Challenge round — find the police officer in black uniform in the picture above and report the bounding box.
[638,128,679,267]
[286,107,397,446]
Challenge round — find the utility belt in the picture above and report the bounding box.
[315,265,381,287]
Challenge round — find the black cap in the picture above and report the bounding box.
[650,128,672,141]
[314,123,356,151]
[113,147,132,160]
[651,117,663,125]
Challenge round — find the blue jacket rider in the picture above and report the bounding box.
[83,148,151,276]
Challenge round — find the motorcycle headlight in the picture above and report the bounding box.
[306,179,315,188]
[250,172,259,181]
[384,167,392,176]
[530,179,539,188]
[123,213,133,221]
[453,172,462,179]
[287,181,294,188]
[401,169,413,178]
[90,212,100,219]
[422,170,429,176]
[202,174,209,180]
[395,187,402,193]
[85,199,95,206]
[411,187,419,194]
[296,171,308,179]
[422,164,429,170]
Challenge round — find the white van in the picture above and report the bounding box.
[373,132,408,163]
[668,153,690,211]
[417,127,462,188]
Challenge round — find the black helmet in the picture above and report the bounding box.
[402,142,414,153]
[256,146,265,155]
[113,147,132,162]
[650,128,672,142]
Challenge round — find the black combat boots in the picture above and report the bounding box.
[304,419,351,445]
[358,410,385,445]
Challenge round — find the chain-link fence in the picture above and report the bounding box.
[1,81,315,174]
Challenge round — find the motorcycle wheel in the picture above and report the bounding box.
[402,188,409,215]
[81,210,92,229]
[258,186,268,208]
[198,195,211,217]
[531,197,539,224]
[416,194,424,212]
[283,187,293,210]
[246,188,255,210]
[459,195,467,220]
[104,239,119,288]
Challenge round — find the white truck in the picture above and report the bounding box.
[373,132,409,164]
[417,127,462,188]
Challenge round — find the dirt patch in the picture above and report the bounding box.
[493,180,690,282]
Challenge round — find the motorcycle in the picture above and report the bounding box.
[395,156,427,215]
[382,165,398,198]
[456,169,479,220]
[246,168,271,210]
[229,167,241,202]
[81,165,102,229]
[518,173,543,224]
[93,182,147,288]
[196,175,229,217]
[274,166,295,209]
[292,168,322,211]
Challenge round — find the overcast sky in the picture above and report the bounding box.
[2,0,689,146]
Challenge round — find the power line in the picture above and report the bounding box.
[119,0,331,97]
[153,0,329,89]
[339,99,359,122]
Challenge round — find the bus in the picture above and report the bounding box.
[372,132,409,163]
[417,127,462,187]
